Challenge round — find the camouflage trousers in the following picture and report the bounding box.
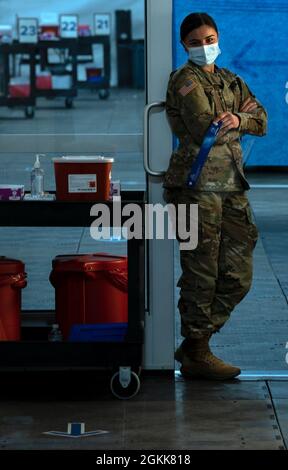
[163,188,259,339]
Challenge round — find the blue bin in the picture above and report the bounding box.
[68,322,128,342]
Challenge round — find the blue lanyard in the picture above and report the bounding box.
[186,120,223,188]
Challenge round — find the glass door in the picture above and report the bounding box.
[171,0,288,376]
[0,1,146,329]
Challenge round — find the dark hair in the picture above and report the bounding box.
[180,12,218,42]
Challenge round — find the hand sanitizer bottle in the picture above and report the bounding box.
[31,154,45,198]
[48,324,63,342]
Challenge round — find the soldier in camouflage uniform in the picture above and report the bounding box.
[162,12,267,380]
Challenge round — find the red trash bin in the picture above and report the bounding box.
[49,253,128,340]
[0,257,27,341]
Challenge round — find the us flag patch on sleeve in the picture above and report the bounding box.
[178,79,197,96]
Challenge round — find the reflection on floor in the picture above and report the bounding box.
[0,89,145,135]
[0,88,146,192]
[0,373,287,450]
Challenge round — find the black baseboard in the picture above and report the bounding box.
[245,166,288,172]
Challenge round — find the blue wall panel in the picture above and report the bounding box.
[173,0,288,167]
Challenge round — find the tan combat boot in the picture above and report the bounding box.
[174,336,241,380]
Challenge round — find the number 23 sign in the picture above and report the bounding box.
[18,18,38,43]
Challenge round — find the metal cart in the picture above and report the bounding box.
[0,42,36,118]
[0,191,145,399]
[35,39,78,109]
[75,35,111,100]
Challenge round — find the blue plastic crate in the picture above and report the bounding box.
[87,76,104,83]
[68,323,128,342]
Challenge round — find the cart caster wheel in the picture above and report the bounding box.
[65,98,73,109]
[99,89,109,100]
[133,365,142,377]
[25,106,34,118]
[110,367,140,400]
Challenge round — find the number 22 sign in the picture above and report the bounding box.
[59,14,78,38]
[18,18,38,43]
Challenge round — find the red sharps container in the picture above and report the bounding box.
[49,253,128,340]
[0,257,27,341]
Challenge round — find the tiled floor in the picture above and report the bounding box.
[0,373,286,450]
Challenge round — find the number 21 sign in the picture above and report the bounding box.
[94,14,111,36]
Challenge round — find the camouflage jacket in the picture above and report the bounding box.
[162,60,268,191]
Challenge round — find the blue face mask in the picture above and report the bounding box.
[188,42,221,66]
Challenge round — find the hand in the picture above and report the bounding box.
[214,112,240,137]
[240,96,258,113]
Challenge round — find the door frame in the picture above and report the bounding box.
[143,0,175,370]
